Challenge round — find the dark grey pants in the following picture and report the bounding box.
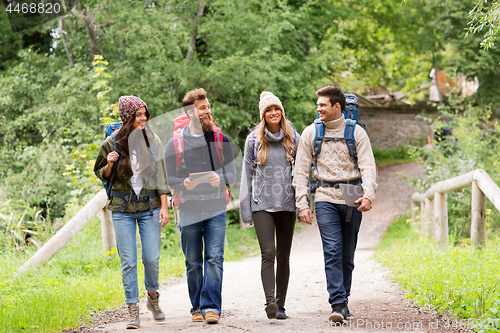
[253,210,296,308]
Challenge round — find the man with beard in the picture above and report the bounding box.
[165,88,236,324]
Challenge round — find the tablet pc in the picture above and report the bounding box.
[339,183,364,208]
[189,171,216,183]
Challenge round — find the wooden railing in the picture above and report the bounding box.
[17,189,240,275]
[411,169,500,249]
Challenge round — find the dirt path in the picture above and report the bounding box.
[87,163,460,333]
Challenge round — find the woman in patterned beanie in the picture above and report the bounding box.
[94,96,170,329]
[239,91,301,320]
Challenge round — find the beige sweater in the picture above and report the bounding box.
[293,117,377,211]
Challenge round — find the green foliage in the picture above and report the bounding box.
[0,199,51,253]
[376,219,500,331]
[467,0,500,49]
[372,146,417,167]
[409,95,500,242]
[375,213,420,250]
[3,0,500,247]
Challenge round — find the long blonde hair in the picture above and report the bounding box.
[253,111,296,165]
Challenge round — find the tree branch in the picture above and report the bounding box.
[186,0,206,60]
[58,16,75,66]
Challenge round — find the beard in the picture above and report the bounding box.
[200,114,214,133]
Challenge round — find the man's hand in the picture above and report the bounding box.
[184,178,200,190]
[298,208,313,225]
[159,207,170,228]
[207,173,221,187]
[355,197,372,212]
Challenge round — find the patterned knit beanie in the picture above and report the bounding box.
[118,95,147,123]
[259,91,284,120]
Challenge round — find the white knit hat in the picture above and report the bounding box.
[259,91,284,120]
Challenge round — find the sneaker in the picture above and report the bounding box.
[328,303,347,323]
[192,312,204,322]
[205,311,220,324]
[146,292,165,322]
[344,301,354,320]
[276,307,287,320]
[265,301,278,319]
[126,305,140,329]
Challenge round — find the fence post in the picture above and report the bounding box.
[411,200,417,224]
[424,198,434,238]
[419,201,425,235]
[434,192,448,249]
[99,207,116,253]
[471,181,486,248]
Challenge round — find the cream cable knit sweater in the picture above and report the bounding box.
[293,117,377,211]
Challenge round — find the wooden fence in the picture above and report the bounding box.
[411,169,500,249]
[17,189,240,275]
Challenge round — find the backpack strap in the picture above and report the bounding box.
[173,135,185,175]
[213,131,230,188]
[313,119,324,175]
[105,133,120,199]
[344,119,362,182]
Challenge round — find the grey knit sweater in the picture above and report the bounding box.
[239,128,300,223]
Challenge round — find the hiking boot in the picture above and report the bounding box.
[205,311,220,324]
[192,312,204,322]
[344,301,354,320]
[126,305,140,329]
[146,292,165,322]
[328,303,347,323]
[265,301,278,319]
[276,307,287,320]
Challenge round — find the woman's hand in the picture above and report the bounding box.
[159,206,170,228]
[107,151,119,167]
[104,151,119,178]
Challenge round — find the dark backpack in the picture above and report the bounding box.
[310,93,364,193]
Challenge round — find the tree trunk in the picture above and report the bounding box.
[58,17,75,66]
[77,5,99,59]
[186,0,206,60]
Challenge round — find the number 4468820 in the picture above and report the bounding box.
[5,2,61,14]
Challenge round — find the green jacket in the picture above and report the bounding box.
[94,134,170,213]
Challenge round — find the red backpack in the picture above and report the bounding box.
[170,113,231,207]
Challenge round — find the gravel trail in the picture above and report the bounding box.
[81,163,461,333]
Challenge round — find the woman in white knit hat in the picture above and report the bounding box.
[240,91,301,320]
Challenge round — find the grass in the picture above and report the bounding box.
[0,209,260,333]
[375,213,500,332]
[373,146,418,167]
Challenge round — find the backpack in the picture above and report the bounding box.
[170,113,230,207]
[102,122,157,200]
[310,93,364,193]
[251,120,298,171]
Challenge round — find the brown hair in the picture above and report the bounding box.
[252,107,296,165]
[182,88,207,118]
[316,86,346,111]
[114,107,155,179]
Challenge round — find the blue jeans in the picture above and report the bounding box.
[179,210,226,317]
[112,208,161,304]
[315,202,362,307]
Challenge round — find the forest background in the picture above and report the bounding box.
[2,0,500,331]
[1,0,500,225]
